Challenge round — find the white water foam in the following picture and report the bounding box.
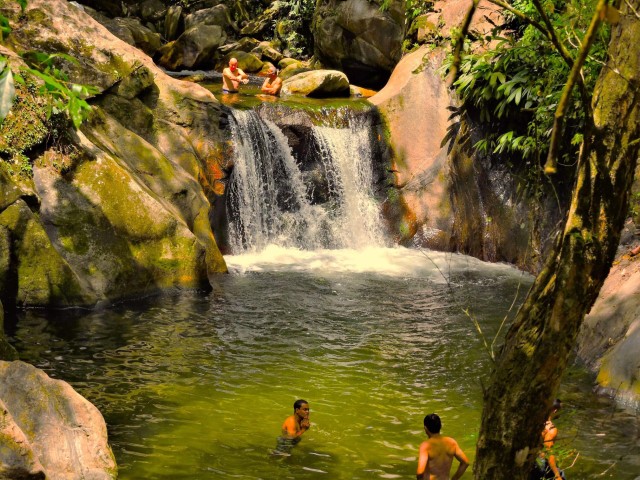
[224,245,529,281]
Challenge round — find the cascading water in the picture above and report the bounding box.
[226,109,386,253]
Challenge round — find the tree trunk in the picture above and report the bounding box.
[473,1,640,478]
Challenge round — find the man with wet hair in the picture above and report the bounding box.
[416,413,469,480]
[281,399,310,443]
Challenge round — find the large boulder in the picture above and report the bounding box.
[164,4,183,42]
[157,24,226,70]
[312,0,405,89]
[0,361,117,479]
[0,0,228,310]
[371,45,559,271]
[184,4,237,33]
[577,221,640,407]
[97,16,162,56]
[281,70,350,97]
[217,50,264,73]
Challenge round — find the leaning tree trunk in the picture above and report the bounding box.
[473,1,640,478]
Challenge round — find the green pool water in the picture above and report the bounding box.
[7,248,639,479]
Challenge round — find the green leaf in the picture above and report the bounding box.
[0,67,16,123]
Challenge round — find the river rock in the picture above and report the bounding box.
[219,36,261,55]
[218,50,264,73]
[164,4,183,41]
[312,0,405,89]
[371,44,556,270]
[281,70,350,97]
[240,2,279,37]
[157,25,226,70]
[184,4,237,33]
[102,17,162,56]
[251,41,284,65]
[0,0,228,310]
[138,0,166,24]
[577,223,640,407]
[0,361,117,479]
[278,62,311,81]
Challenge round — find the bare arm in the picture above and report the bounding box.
[416,442,429,480]
[543,426,562,478]
[451,443,470,480]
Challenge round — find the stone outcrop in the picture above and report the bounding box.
[313,0,405,89]
[0,0,228,310]
[157,24,227,70]
[0,361,117,479]
[577,219,640,408]
[371,43,560,272]
[281,70,350,97]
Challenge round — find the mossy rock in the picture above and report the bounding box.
[219,50,263,73]
[0,200,93,307]
[279,63,312,81]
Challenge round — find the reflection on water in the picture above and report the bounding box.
[7,248,639,479]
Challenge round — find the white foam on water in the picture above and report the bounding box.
[224,245,528,281]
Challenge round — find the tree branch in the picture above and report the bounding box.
[544,0,609,174]
[447,0,480,87]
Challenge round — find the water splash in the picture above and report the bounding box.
[227,109,385,253]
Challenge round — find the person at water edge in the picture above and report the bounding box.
[416,413,469,480]
[529,399,566,480]
[222,57,249,93]
[260,66,282,96]
[281,399,310,444]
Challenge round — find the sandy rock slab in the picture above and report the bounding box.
[0,361,117,480]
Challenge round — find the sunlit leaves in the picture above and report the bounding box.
[0,60,16,123]
[22,52,99,128]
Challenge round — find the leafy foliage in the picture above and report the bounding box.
[275,0,315,59]
[443,0,609,176]
[21,52,99,129]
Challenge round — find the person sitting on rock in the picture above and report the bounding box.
[260,66,282,96]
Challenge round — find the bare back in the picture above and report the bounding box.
[417,435,469,480]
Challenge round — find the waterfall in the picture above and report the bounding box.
[227,109,386,253]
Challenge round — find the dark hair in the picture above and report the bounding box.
[424,413,441,433]
[294,399,308,412]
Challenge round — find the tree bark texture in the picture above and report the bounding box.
[473,1,640,478]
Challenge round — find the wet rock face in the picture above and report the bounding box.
[0,361,117,479]
[0,0,229,309]
[312,0,405,89]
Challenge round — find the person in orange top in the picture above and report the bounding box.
[281,399,310,443]
[416,413,469,480]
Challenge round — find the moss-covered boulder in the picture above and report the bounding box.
[1,0,229,310]
[157,24,227,70]
[577,231,640,407]
[371,45,555,271]
[0,361,117,479]
[281,70,350,97]
[217,50,264,73]
[312,0,405,89]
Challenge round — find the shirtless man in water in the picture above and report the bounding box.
[281,399,310,444]
[416,413,469,480]
[222,57,248,93]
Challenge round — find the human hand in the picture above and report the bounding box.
[301,418,310,429]
[242,78,249,84]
